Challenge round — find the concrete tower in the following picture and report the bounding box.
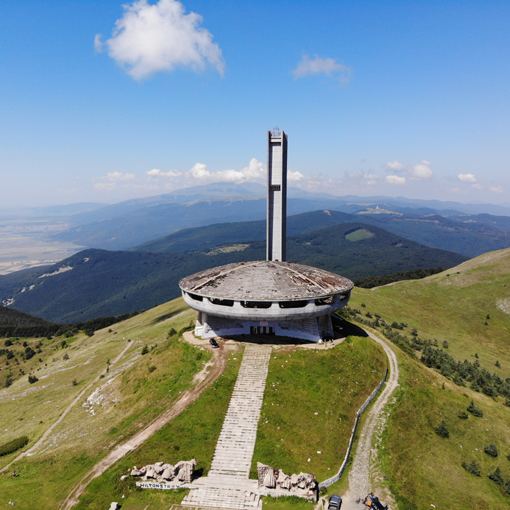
[266,129,288,261]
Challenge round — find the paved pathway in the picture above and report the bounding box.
[182,344,272,510]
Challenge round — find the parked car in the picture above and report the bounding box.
[209,338,219,348]
[327,495,342,510]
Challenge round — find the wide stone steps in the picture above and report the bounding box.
[181,344,271,510]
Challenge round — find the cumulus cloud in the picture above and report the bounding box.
[385,161,405,172]
[458,173,477,183]
[386,175,406,185]
[97,0,225,80]
[472,183,483,190]
[349,171,381,186]
[147,168,182,177]
[188,158,267,182]
[107,171,135,180]
[490,186,504,194]
[409,160,433,180]
[385,160,433,180]
[288,170,304,182]
[293,54,351,83]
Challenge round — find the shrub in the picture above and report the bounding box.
[0,436,29,457]
[462,460,481,476]
[504,479,510,495]
[72,379,78,386]
[141,345,149,355]
[4,339,12,346]
[168,327,177,337]
[496,360,501,368]
[488,466,503,486]
[63,353,69,361]
[435,420,449,438]
[443,340,449,349]
[148,365,157,373]
[467,400,483,417]
[28,374,38,384]
[484,443,498,457]
[457,411,468,420]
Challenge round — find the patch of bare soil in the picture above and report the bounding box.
[60,343,229,510]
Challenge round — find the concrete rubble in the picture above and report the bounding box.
[257,462,317,492]
[130,459,196,484]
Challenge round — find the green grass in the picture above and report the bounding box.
[73,351,242,510]
[379,349,510,509]
[345,249,510,508]
[251,336,387,482]
[0,298,211,509]
[349,250,510,381]
[345,228,374,242]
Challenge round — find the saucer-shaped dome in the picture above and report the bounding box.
[179,260,353,301]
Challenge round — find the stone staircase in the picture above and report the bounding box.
[181,344,272,509]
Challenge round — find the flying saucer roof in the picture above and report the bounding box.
[179,260,353,301]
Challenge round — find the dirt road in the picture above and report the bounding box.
[60,344,228,510]
[342,329,400,509]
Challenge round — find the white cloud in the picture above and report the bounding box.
[293,54,351,83]
[386,160,433,180]
[98,0,225,80]
[490,186,504,194]
[386,175,406,185]
[385,161,405,172]
[188,158,267,182]
[458,173,477,183]
[94,34,103,53]
[147,168,182,177]
[288,170,304,182]
[107,171,135,181]
[472,183,483,190]
[409,160,433,180]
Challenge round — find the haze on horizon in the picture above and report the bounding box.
[1,0,509,208]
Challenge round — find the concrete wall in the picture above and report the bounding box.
[266,130,287,261]
[182,290,351,321]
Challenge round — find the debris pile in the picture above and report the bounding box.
[130,459,196,484]
[257,462,317,492]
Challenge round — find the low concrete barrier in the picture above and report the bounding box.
[318,368,388,489]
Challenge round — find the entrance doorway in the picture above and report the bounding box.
[250,326,275,335]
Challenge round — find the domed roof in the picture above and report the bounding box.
[179,260,353,301]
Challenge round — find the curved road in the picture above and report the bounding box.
[343,329,400,508]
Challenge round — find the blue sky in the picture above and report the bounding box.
[1,0,509,207]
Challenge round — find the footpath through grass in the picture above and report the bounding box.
[74,350,242,510]
[345,250,510,509]
[251,336,387,482]
[379,350,510,509]
[0,299,210,509]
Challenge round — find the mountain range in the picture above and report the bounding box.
[0,219,467,322]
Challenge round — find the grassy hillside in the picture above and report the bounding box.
[345,249,510,508]
[0,222,467,323]
[0,298,209,509]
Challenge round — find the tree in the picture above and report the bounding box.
[484,444,498,457]
[28,374,38,384]
[435,420,449,438]
[467,400,483,417]
[462,460,481,476]
[488,466,503,486]
[141,345,149,355]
